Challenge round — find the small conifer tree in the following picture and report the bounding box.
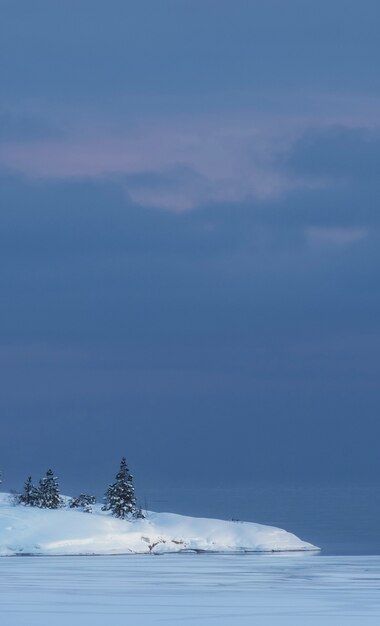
[102,457,137,519]
[133,505,145,520]
[69,494,96,513]
[37,469,62,509]
[18,476,38,506]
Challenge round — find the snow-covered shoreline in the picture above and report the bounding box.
[0,493,319,556]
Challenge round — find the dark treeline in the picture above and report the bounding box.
[16,457,144,520]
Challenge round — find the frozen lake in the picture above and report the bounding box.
[1,553,380,625]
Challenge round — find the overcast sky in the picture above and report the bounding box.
[1,1,379,496]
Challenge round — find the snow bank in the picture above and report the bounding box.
[0,493,319,556]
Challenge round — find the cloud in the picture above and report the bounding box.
[307,227,368,246]
[1,114,380,216]
[1,0,380,218]
[0,114,319,210]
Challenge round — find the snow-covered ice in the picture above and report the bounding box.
[0,553,379,625]
[0,492,317,555]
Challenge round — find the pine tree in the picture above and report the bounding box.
[102,457,137,519]
[133,505,145,520]
[37,469,62,509]
[18,476,38,506]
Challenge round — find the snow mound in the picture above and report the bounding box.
[0,493,319,556]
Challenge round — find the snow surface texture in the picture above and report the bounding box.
[0,492,318,555]
[1,554,379,625]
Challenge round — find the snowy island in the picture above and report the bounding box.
[0,460,319,556]
[0,492,319,556]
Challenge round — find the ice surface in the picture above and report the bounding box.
[0,492,317,555]
[0,553,379,625]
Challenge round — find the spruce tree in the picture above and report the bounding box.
[133,505,145,520]
[38,469,62,509]
[19,476,38,506]
[102,457,137,519]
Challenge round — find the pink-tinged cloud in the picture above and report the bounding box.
[0,121,311,211]
[0,109,378,211]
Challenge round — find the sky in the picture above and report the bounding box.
[0,0,380,498]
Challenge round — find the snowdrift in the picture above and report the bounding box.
[0,493,319,556]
